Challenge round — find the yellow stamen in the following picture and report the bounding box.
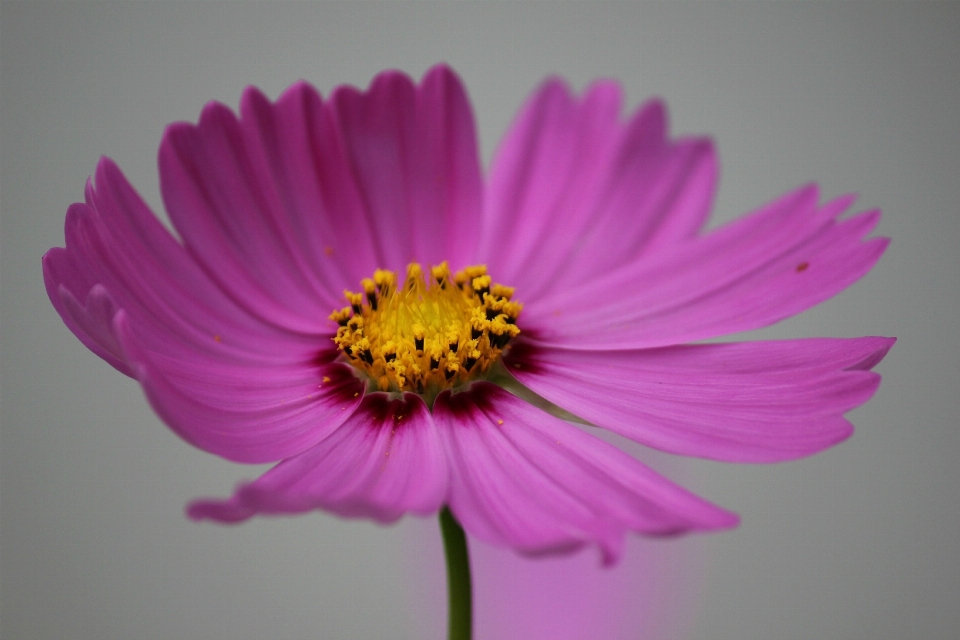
[330,262,522,397]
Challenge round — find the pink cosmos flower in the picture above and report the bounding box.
[43,64,892,565]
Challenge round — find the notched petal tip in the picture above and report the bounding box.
[94,154,124,184]
[421,63,474,113]
[186,495,255,524]
[238,84,274,118]
[159,120,196,144]
[845,336,896,371]
[62,200,95,238]
[678,509,741,535]
[530,75,576,107]
[368,67,418,95]
[824,191,859,215]
[54,283,133,377]
[795,182,821,208]
[198,99,237,129]
[423,62,462,86]
[157,121,203,171]
[160,103,238,164]
[634,96,668,140]
[275,78,323,110]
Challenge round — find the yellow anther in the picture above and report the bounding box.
[382,339,399,358]
[405,263,423,285]
[471,306,488,328]
[386,361,407,388]
[471,274,492,294]
[485,295,506,313]
[374,269,396,292]
[491,284,514,300]
[350,336,372,355]
[412,323,425,340]
[330,263,522,397]
[502,301,523,319]
[490,316,519,337]
[427,338,444,363]
[431,261,452,284]
[455,265,486,287]
[329,307,352,326]
[344,290,364,313]
[445,327,460,347]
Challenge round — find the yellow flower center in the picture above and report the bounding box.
[330,262,522,398]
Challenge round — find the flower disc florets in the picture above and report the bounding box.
[331,262,522,398]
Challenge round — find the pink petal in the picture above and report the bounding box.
[524,187,888,349]
[505,337,894,462]
[187,392,448,523]
[114,311,365,463]
[159,66,483,332]
[43,161,322,365]
[237,82,378,304]
[44,158,366,463]
[478,80,716,302]
[52,281,131,375]
[433,382,738,565]
[159,98,339,331]
[330,64,484,271]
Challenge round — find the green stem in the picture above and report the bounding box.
[439,506,472,640]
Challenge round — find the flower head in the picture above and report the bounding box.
[43,64,892,564]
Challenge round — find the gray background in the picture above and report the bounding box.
[2,1,958,638]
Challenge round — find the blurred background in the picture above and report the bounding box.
[2,2,958,638]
